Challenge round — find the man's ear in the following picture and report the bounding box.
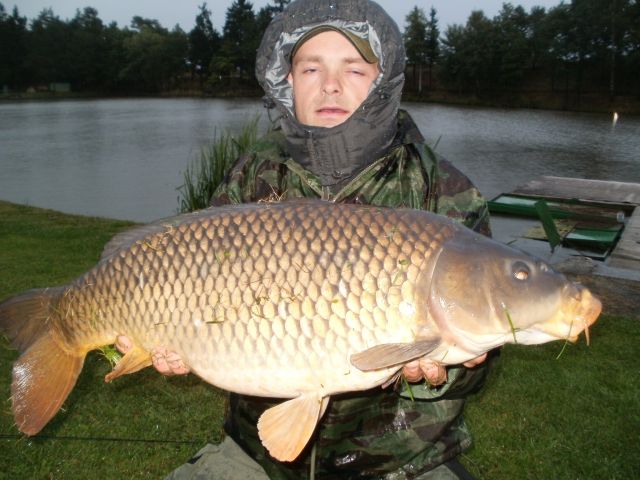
[287,72,293,86]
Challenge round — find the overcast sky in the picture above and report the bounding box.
[12,0,563,32]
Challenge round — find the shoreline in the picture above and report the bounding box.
[2,90,639,115]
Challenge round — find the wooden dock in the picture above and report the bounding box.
[514,176,640,205]
[502,176,640,317]
[513,176,640,270]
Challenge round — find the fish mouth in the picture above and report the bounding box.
[562,285,602,345]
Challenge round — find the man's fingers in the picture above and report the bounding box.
[114,337,190,375]
[402,360,422,382]
[165,351,191,375]
[152,348,190,376]
[462,352,488,368]
[419,358,447,386]
[115,335,133,354]
[402,359,447,386]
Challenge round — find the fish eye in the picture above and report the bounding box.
[512,261,530,281]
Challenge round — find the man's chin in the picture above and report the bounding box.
[308,113,351,128]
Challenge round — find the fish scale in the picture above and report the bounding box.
[55,203,435,394]
[0,199,601,462]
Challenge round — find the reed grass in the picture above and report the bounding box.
[177,116,260,213]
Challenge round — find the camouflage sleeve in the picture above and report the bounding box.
[210,132,287,206]
[422,145,492,237]
[209,153,282,206]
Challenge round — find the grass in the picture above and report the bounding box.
[462,316,640,479]
[177,116,260,213]
[1,200,639,479]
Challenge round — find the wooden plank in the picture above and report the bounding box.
[514,176,640,205]
[608,207,640,269]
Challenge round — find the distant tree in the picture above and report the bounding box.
[404,6,428,93]
[256,0,290,37]
[526,6,550,71]
[213,0,258,82]
[101,22,130,92]
[0,4,28,89]
[425,7,440,89]
[130,16,166,33]
[595,0,635,98]
[622,0,640,94]
[493,4,529,88]
[272,0,290,9]
[119,23,188,92]
[25,8,72,85]
[68,7,109,91]
[188,3,221,80]
[440,11,494,94]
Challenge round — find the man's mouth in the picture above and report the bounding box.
[316,107,349,116]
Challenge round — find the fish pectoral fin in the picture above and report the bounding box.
[257,392,328,462]
[104,345,152,382]
[350,339,440,371]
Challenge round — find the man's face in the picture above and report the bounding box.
[287,31,379,128]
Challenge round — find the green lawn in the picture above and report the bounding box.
[0,201,638,479]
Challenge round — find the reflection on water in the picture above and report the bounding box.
[0,98,638,222]
[407,104,640,202]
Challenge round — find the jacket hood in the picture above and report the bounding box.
[255,0,406,191]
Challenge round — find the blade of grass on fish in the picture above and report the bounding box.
[503,305,519,343]
[555,319,575,360]
[401,375,415,402]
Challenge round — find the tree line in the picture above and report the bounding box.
[1,0,638,103]
[404,0,639,103]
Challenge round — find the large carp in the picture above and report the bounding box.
[0,200,600,461]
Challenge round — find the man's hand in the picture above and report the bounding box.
[115,335,191,376]
[402,353,488,386]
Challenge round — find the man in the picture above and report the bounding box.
[121,1,494,478]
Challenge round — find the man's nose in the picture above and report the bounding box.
[322,72,342,95]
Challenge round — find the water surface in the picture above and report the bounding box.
[1,98,638,222]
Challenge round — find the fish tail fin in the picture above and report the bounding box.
[0,288,85,435]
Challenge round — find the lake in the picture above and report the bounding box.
[1,98,638,222]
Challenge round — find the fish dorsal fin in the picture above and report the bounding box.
[350,339,440,371]
[99,203,281,260]
[100,224,167,260]
[257,393,328,462]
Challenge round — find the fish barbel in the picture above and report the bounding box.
[0,200,601,461]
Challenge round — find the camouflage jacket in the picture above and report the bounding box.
[210,110,493,479]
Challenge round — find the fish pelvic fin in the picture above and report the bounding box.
[257,393,329,462]
[104,345,152,382]
[0,288,86,436]
[350,339,440,371]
